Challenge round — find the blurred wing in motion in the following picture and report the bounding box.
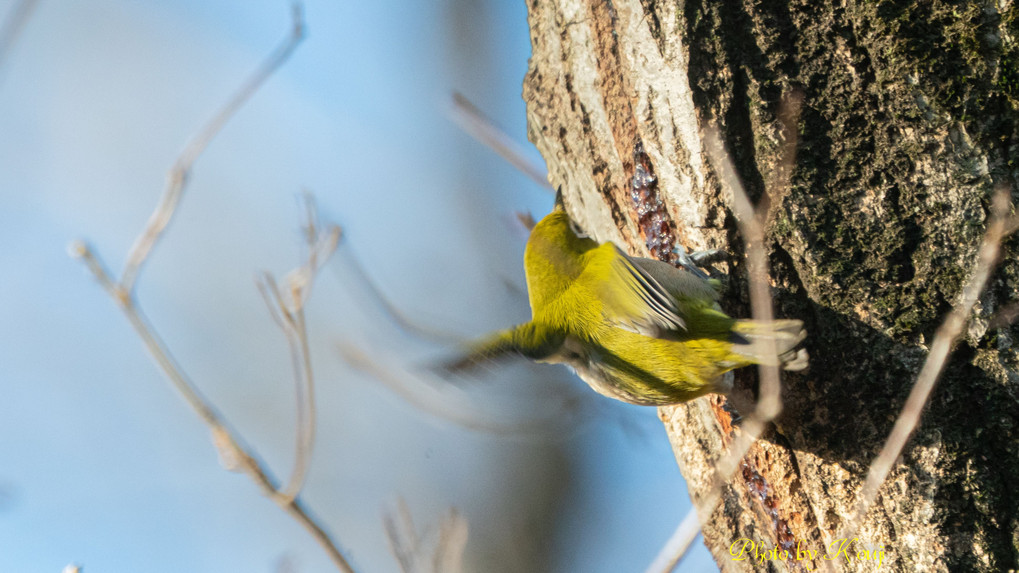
[434,329,533,376]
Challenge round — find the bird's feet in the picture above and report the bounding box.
[673,246,724,278]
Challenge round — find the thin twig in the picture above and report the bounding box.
[256,200,341,501]
[336,340,568,435]
[384,498,469,573]
[256,272,315,500]
[840,183,1015,541]
[119,2,305,294]
[647,93,805,572]
[71,236,354,572]
[644,507,701,572]
[384,499,420,573]
[69,242,224,427]
[433,508,469,573]
[714,142,781,422]
[0,0,38,80]
[238,436,356,572]
[70,5,356,571]
[449,92,553,192]
[333,245,464,344]
[288,305,314,500]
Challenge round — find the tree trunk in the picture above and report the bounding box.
[522,0,1019,571]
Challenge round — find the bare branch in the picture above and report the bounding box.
[384,499,420,573]
[655,97,1009,571]
[384,498,469,573]
[334,244,464,344]
[336,340,577,435]
[449,92,553,192]
[0,0,38,80]
[432,509,469,573]
[257,198,341,502]
[69,5,356,571]
[705,128,781,422]
[72,242,224,426]
[515,211,536,230]
[841,183,1015,541]
[764,90,805,224]
[257,272,290,331]
[643,507,700,573]
[119,2,305,294]
[648,92,806,571]
[72,240,354,571]
[281,302,313,503]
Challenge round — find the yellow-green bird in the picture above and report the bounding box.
[445,194,807,406]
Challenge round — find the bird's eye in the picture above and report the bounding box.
[569,220,588,238]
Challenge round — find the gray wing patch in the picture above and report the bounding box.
[627,255,721,303]
[609,245,688,337]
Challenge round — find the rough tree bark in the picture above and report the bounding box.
[521,0,1018,571]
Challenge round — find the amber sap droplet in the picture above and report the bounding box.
[630,140,678,264]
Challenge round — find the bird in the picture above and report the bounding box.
[442,191,807,406]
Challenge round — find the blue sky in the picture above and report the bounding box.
[0,1,716,571]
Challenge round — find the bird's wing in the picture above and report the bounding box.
[435,323,565,376]
[435,330,531,376]
[586,243,691,338]
[626,254,722,303]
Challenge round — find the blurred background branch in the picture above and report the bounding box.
[0,0,38,80]
[119,2,305,294]
[3,0,741,571]
[68,4,355,571]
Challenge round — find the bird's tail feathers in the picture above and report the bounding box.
[730,319,809,371]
